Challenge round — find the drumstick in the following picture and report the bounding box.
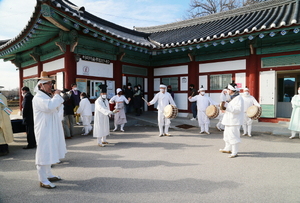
[142,97,148,103]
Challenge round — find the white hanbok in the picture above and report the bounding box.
[242,93,260,136]
[189,94,216,133]
[221,94,244,156]
[77,98,93,134]
[216,91,230,130]
[109,95,129,130]
[32,91,66,165]
[288,95,300,138]
[93,97,112,144]
[149,91,176,135]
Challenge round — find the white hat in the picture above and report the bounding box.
[198,85,205,92]
[244,86,249,91]
[116,88,122,94]
[227,84,236,91]
[159,84,167,88]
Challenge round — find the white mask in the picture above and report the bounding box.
[21,93,26,97]
[80,97,83,100]
[200,92,205,95]
[160,89,165,93]
[244,92,249,96]
[73,88,78,91]
[101,95,107,99]
[298,90,300,94]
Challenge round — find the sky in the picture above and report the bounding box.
[0,0,190,90]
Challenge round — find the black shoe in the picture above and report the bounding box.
[23,146,36,149]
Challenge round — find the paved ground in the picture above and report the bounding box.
[1,113,300,203]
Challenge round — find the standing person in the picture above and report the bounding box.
[219,83,244,158]
[69,83,81,125]
[189,84,198,121]
[124,83,133,114]
[61,89,74,139]
[93,84,114,147]
[216,88,230,131]
[133,85,142,116]
[242,87,260,137]
[110,88,131,132]
[32,71,67,189]
[137,84,144,114]
[0,89,14,156]
[188,86,216,134]
[167,85,175,99]
[77,92,93,135]
[147,84,176,137]
[288,86,300,139]
[21,86,36,149]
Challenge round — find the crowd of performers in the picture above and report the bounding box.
[2,71,300,189]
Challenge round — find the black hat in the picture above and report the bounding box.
[99,83,107,93]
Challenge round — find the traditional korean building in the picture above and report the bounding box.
[1,0,300,122]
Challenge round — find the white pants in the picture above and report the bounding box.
[197,111,210,132]
[216,112,224,130]
[243,113,253,135]
[37,164,54,184]
[97,136,107,144]
[223,125,241,155]
[158,110,171,135]
[81,116,92,134]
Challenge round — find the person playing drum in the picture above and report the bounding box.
[242,86,260,137]
[188,85,216,134]
[219,83,244,158]
[147,84,176,137]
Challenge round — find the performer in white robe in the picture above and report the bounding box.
[220,83,244,158]
[148,84,176,136]
[242,87,260,137]
[189,86,216,134]
[93,84,113,146]
[216,88,230,131]
[77,92,93,135]
[288,86,300,139]
[32,71,67,189]
[0,90,14,156]
[110,88,130,132]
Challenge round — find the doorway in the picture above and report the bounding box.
[277,71,299,118]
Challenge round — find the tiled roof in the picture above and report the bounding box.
[135,0,300,47]
[51,0,154,47]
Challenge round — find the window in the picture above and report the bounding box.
[162,77,178,91]
[210,74,232,90]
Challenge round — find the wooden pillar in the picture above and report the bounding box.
[246,52,260,100]
[64,45,77,89]
[147,67,154,111]
[37,61,43,76]
[18,68,23,110]
[188,61,198,89]
[113,60,122,89]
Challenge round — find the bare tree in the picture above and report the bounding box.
[186,0,268,18]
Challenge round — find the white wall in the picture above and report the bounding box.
[154,65,188,76]
[199,59,246,73]
[174,93,188,110]
[43,58,64,72]
[199,75,208,90]
[23,66,37,77]
[77,59,113,78]
[235,72,246,89]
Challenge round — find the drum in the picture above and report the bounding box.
[220,101,226,110]
[246,105,262,120]
[164,105,178,119]
[206,105,219,119]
